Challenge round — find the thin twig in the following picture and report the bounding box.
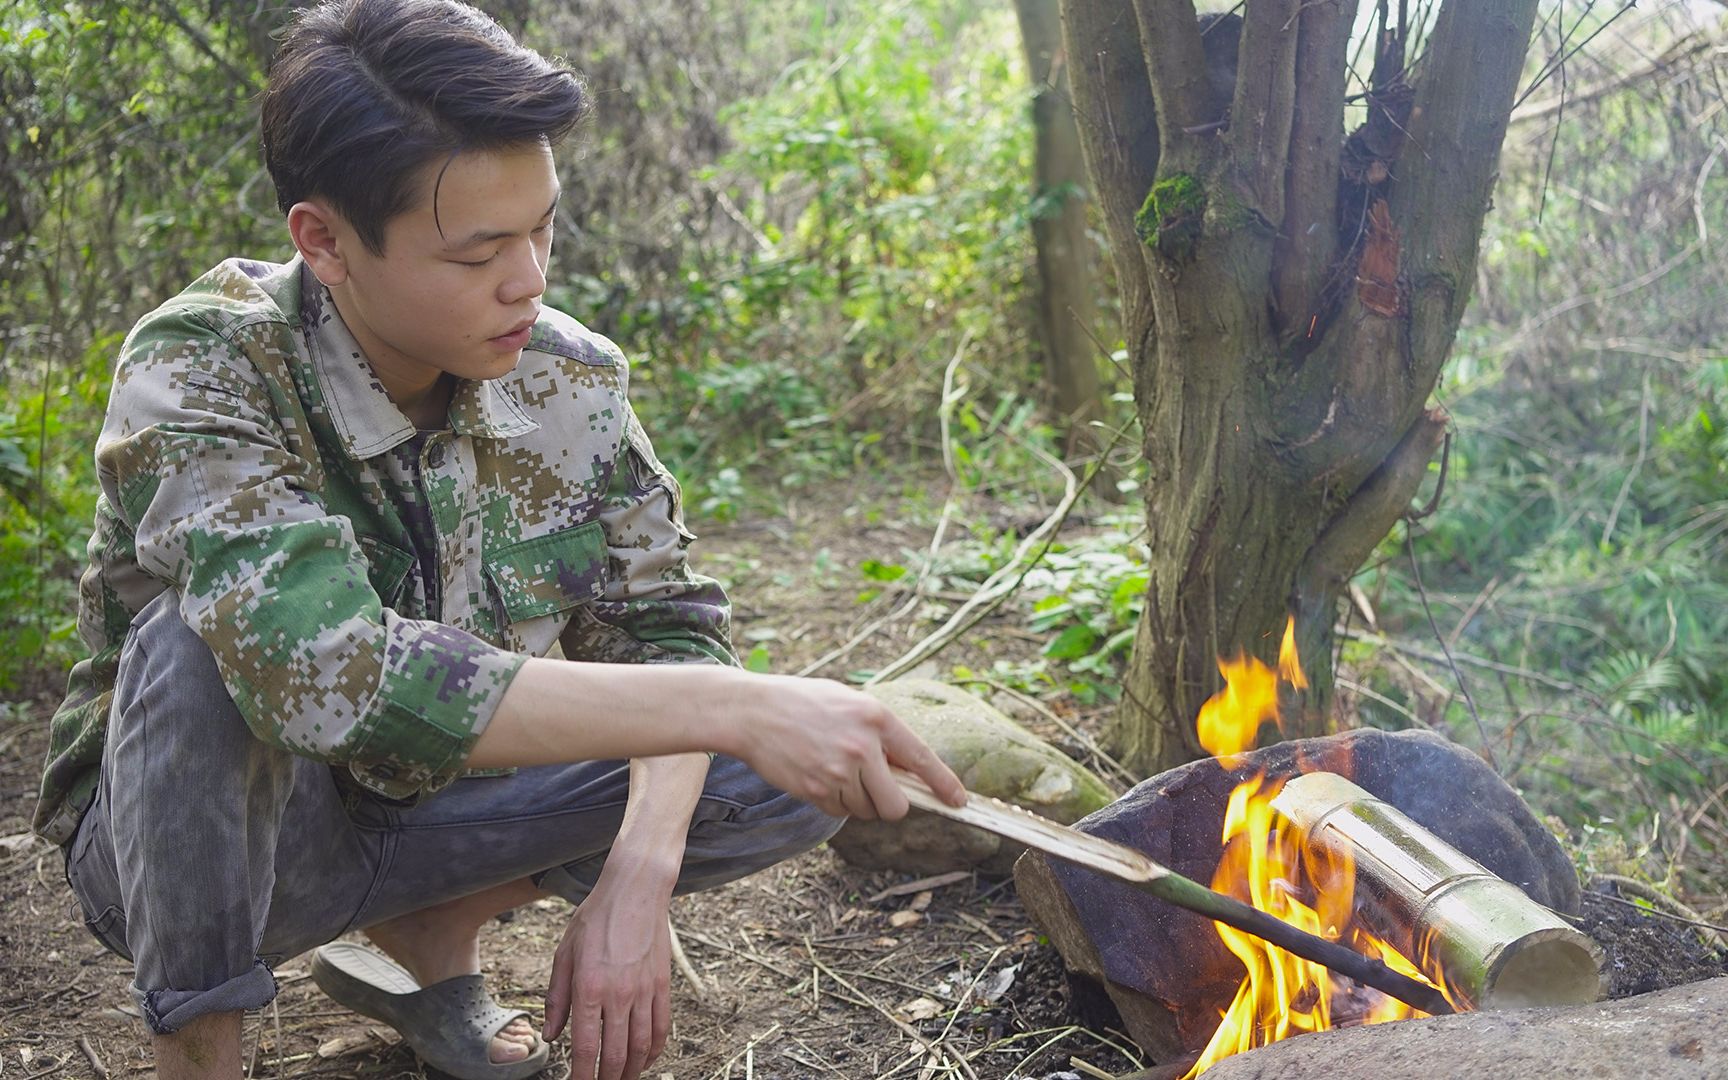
[867,419,1132,686]
[1402,526,1496,768]
[1066,1058,1117,1080]
[1590,884,1728,944]
[1341,627,1579,691]
[1599,373,1650,550]
[806,941,978,1080]
[669,916,710,1001]
[75,1037,108,1080]
[929,946,1006,1049]
[1404,429,1451,522]
[797,333,973,678]
[18,1054,70,1080]
[1335,677,1433,731]
[702,1022,782,1080]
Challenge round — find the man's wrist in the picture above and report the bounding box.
[595,842,685,894]
[702,665,760,761]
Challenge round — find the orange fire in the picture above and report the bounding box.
[1182,619,1452,1078]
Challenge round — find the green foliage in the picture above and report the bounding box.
[0,335,114,683]
[1,2,278,685]
[586,0,1046,486]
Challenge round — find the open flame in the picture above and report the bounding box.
[1182,619,1454,1078]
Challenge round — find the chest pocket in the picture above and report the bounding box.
[355,534,414,611]
[484,519,609,622]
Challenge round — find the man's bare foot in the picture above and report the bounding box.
[362,878,545,1065]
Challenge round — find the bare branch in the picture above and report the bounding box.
[1272,0,1356,337]
[1230,0,1301,219]
[1061,0,1159,321]
[1510,32,1727,128]
[1300,408,1448,591]
[1390,0,1541,389]
[1128,0,1213,163]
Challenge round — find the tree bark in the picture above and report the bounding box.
[1014,0,1106,459]
[1059,0,1541,774]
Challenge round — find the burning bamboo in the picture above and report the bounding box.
[1271,771,1605,1011]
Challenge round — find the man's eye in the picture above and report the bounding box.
[455,254,497,267]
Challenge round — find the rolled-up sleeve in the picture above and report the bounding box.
[102,311,525,797]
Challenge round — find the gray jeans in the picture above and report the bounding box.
[64,591,840,1034]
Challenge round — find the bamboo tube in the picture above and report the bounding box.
[1271,771,1605,1010]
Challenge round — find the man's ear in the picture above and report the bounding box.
[287,200,350,287]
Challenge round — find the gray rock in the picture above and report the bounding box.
[1015,728,1581,1059]
[827,679,1113,875]
[1198,976,1728,1079]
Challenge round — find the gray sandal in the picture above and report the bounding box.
[310,941,551,1080]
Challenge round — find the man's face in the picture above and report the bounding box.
[328,142,560,390]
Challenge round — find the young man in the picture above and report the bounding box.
[31,3,966,1079]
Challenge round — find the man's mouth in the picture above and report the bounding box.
[489,315,538,347]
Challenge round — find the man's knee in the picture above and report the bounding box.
[686,757,843,866]
[122,590,226,697]
[111,590,253,751]
[763,793,844,858]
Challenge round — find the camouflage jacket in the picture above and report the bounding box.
[33,257,735,845]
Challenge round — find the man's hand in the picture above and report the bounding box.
[543,867,672,1080]
[733,673,967,820]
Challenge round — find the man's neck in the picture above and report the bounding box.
[326,285,453,430]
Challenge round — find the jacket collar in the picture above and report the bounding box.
[298,263,538,460]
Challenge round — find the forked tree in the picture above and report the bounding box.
[1059,0,1541,773]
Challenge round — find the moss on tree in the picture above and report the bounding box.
[1134,173,1207,262]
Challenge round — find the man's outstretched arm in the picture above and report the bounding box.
[469,657,964,820]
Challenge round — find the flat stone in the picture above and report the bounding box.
[1198,976,1728,1079]
[828,679,1112,875]
[1014,728,1581,1060]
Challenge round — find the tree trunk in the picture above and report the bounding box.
[1059,0,1539,774]
[1014,0,1106,459]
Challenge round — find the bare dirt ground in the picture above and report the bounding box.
[3,482,1723,1080]
[0,483,1142,1080]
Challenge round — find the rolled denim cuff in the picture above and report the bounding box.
[136,960,278,1034]
[532,860,601,906]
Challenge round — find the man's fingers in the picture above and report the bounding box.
[544,947,573,1042]
[648,971,671,1067]
[834,781,865,821]
[598,1001,634,1080]
[572,997,604,1080]
[625,998,654,1080]
[860,753,909,821]
[881,718,966,806]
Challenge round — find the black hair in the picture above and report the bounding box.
[261,0,588,254]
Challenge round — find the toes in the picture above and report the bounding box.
[489,1038,529,1063]
[488,1018,541,1064]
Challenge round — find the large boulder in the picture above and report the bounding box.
[1014,728,1581,1061]
[1196,976,1728,1079]
[828,679,1114,875]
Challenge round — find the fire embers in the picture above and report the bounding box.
[1183,619,1454,1078]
